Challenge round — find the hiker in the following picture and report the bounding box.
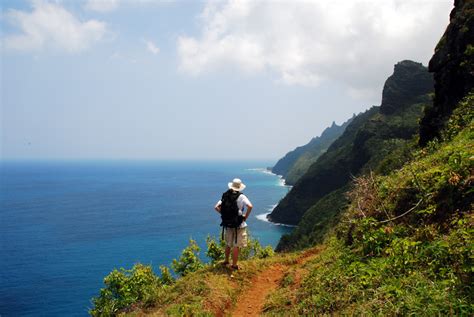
[214,178,253,270]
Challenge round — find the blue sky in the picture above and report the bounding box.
[1,0,453,160]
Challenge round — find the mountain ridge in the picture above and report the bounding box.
[271,117,353,185]
[268,60,434,227]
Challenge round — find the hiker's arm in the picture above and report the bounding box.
[244,203,253,220]
[214,202,221,213]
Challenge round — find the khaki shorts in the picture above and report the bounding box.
[224,227,248,248]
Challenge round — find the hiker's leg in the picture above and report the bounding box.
[225,246,231,263]
[232,246,239,266]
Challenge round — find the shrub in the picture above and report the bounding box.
[205,235,226,264]
[158,265,174,286]
[90,263,161,316]
[240,233,275,260]
[171,239,204,277]
[258,245,275,258]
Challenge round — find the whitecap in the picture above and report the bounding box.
[255,212,297,227]
[248,167,292,188]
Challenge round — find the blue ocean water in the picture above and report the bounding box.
[0,160,292,316]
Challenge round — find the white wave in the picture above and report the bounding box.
[255,212,297,227]
[269,171,292,188]
[262,170,276,176]
[246,167,276,176]
[256,212,271,222]
[247,169,295,227]
[268,204,278,212]
[247,167,292,188]
[278,177,293,188]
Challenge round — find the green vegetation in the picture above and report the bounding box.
[263,93,473,316]
[271,118,352,185]
[171,239,204,277]
[90,264,173,316]
[90,234,276,316]
[277,187,348,251]
[270,61,434,254]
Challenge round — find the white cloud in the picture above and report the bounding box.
[144,39,160,55]
[84,0,120,12]
[84,0,174,12]
[178,0,453,99]
[3,0,107,53]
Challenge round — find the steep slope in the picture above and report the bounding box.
[264,94,473,315]
[419,0,474,144]
[268,60,433,227]
[271,118,352,185]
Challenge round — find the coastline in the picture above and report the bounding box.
[251,167,296,228]
[255,210,297,228]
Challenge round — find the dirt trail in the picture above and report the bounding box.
[229,247,320,317]
[231,264,285,317]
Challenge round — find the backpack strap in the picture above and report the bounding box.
[221,226,239,245]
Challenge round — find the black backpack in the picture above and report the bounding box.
[220,189,244,228]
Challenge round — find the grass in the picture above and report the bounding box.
[261,94,473,316]
[124,252,300,316]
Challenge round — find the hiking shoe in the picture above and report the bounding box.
[231,265,240,270]
[222,261,230,267]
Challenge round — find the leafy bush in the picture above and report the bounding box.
[90,263,161,316]
[158,265,174,286]
[205,235,226,264]
[171,239,204,277]
[258,245,275,258]
[239,233,275,260]
[291,230,473,316]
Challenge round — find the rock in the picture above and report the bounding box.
[380,60,434,115]
[419,0,474,145]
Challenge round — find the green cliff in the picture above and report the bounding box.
[268,60,434,228]
[271,117,353,185]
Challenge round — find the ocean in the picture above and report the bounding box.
[0,160,292,316]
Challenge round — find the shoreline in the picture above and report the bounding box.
[246,167,292,188]
[261,168,295,227]
[252,168,296,228]
[255,211,297,227]
[264,167,293,188]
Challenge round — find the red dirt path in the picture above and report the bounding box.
[229,247,321,317]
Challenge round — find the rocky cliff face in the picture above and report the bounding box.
[419,0,474,145]
[269,61,433,226]
[381,61,434,115]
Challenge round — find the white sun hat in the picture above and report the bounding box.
[228,178,246,191]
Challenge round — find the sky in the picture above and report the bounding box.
[1,0,453,160]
